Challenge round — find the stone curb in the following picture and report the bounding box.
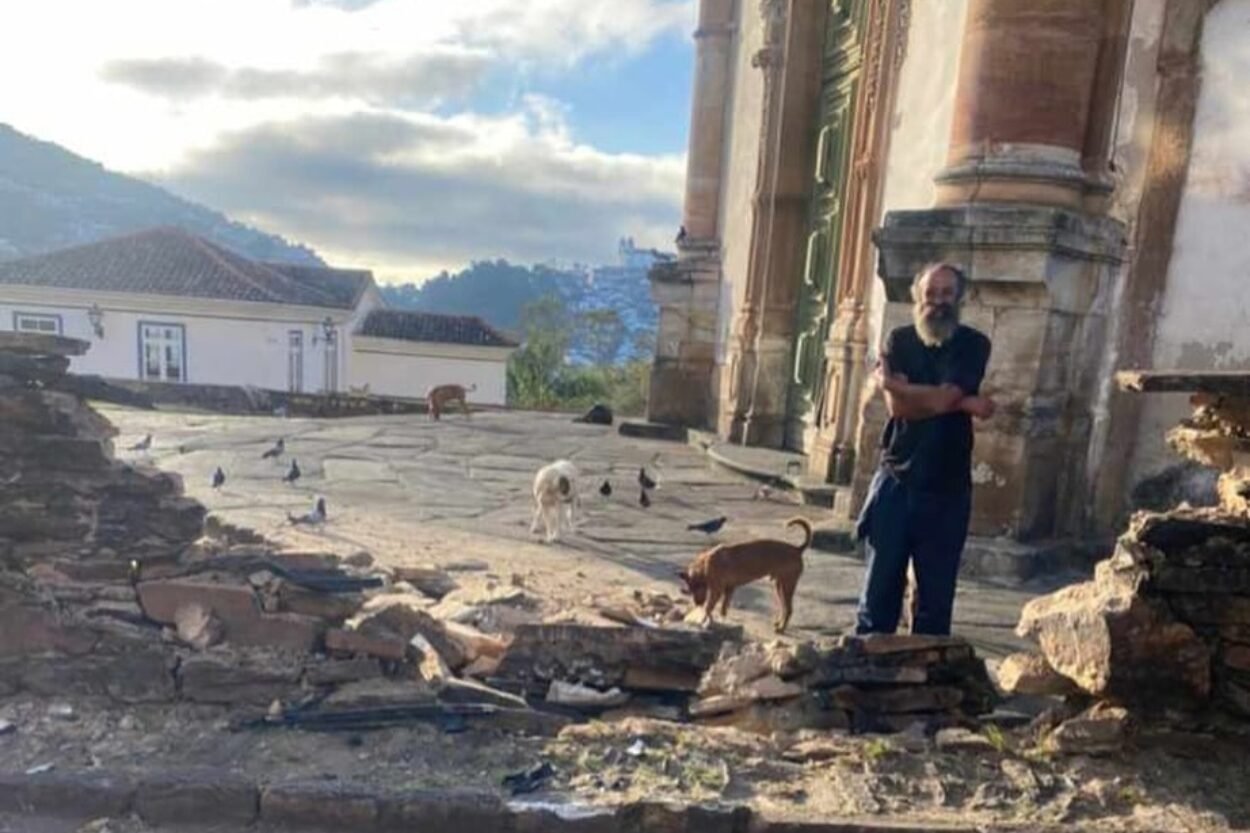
[0,769,1062,832]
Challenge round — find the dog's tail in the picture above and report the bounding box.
[785,517,813,551]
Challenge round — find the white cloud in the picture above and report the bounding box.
[0,0,691,274]
[160,101,684,280]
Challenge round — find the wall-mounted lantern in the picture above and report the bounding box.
[87,304,104,338]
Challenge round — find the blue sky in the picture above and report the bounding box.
[476,32,693,157]
[0,0,694,281]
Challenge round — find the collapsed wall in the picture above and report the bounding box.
[1009,374,1250,724]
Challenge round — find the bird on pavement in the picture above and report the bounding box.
[211,467,225,489]
[687,516,728,535]
[638,467,658,491]
[599,480,612,497]
[288,497,327,526]
[261,438,285,460]
[129,434,152,452]
[639,488,651,509]
[283,459,301,484]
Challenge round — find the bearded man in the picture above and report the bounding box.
[854,263,995,636]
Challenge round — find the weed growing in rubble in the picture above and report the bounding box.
[863,738,891,763]
[982,724,1010,754]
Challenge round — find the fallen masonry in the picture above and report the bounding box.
[992,371,1250,754]
[6,334,1250,829]
[0,332,1001,737]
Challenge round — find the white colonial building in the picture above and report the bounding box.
[0,227,514,404]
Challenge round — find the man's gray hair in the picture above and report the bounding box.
[911,262,968,302]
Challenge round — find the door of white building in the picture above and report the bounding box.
[138,322,185,383]
[288,330,304,392]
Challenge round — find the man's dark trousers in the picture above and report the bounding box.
[855,469,971,635]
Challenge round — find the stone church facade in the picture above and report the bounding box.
[649,0,1250,568]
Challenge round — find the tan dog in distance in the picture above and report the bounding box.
[427,383,475,420]
[678,517,812,633]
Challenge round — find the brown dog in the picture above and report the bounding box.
[426,383,475,420]
[677,517,812,633]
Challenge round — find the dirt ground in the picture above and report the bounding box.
[9,406,1235,831]
[1,693,1247,831]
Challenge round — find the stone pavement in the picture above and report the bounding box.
[101,407,1038,657]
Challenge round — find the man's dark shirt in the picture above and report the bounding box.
[878,324,991,492]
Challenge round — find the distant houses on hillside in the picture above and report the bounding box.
[0,227,516,404]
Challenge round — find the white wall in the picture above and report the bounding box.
[0,298,342,393]
[1130,0,1250,480]
[350,341,509,405]
[862,0,970,362]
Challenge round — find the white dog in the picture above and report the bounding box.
[530,459,580,543]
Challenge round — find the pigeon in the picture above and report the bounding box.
[129,434,152,452]
[639,488,651,509]
[261,438,285,460]
[752,485,773,501]
[288,497,327,526]
[211,467,225,489]
[638,467,658,491]
[599,480,612,497]
[283,459,301,484]
[687,516,728,535]
[675,225,687,245]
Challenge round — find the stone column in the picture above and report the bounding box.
[935,0,1109,210]
[856,0,1130,581]
[718,0,827,447]
[647,0,735,427]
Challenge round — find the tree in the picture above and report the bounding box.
[579,308,627,367]
[507,295,572,408]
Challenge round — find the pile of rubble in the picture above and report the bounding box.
[1002,373,1250,746]
[687,635,996,735]
[0,332,1000,741]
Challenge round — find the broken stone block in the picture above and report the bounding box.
[441,620,508,663]
[1017,560,1211,706]
[831,684,966,714]
[392,566,458,600]
[322,678,437,710]
[175,603,224,651]
[19,647,175,703]
[358,604,468,669]
[1044,702,1130,756]
[325,627,407,662]
[992,652,1081,697]
[277,583,363,624]
[696,693,850,734]
[546,680,630,709]
[493,624,736,697]
[0,605,98,658]
[697,643,772,698]
[460,655,501,679]
[621,666,702,693]
[935,727,998,753]
[139,578,323,652]
[179,651,303,705]
[303,656,384,687]
[410,633,453,683]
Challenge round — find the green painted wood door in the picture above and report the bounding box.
[784,0,867,452]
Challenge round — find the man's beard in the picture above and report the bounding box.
[914,302,959,346]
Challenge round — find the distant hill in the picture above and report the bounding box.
[381,259,579,337]
[0,123,322,265]
[381,249,663,365]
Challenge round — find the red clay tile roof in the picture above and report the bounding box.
[0,227,370,310]
[356,308,517,348]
